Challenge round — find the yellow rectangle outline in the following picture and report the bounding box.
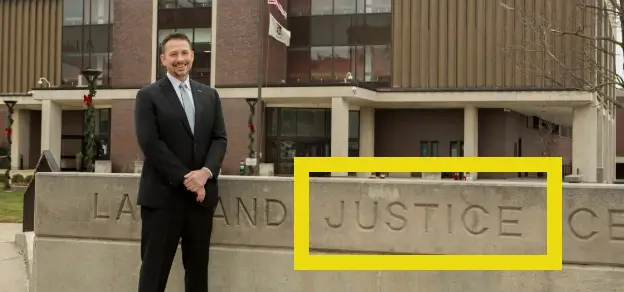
[293,157,563,271]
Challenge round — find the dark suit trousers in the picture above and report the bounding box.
[138,198,217,292]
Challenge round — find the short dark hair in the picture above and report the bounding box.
[160,32,192,53]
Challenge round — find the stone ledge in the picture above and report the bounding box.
[565,174,583,183]
[33,237,624,292]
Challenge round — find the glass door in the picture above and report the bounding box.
[298,140,330,177]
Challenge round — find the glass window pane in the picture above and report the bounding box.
[158,8,212,29]
[364,13,391,45]
[431,141,439,157]
[288,16,310,47]
[85,25,111,53]
[64,0,84,25]
[194,28,212,43]
[334,0,356,14]
[348,141,359,157]
[287,48,310,83]
[333,46,350,81]
[194,0,212,7]
[356,0,365,13]
[159,0,177,8]
[192,49,210,78]
[333,15,352,45]
[90,0,111,25]
[366,45,391,82]
[296,109,326,137]
[280,109,297,136]
[266,108,278,136]
[289,0,310,16]
[158,29,176,44]
[352,46,365,81]
[310,47,333,82]
[62,26,83,53]
[157,9,176,29]
[176,28,194,43]
[420,142,429,157]
[450,141,459,157]
[350,14,366,44]
[311,0,333,15]
[349,111,359,139]
[177,0,193,8]
[367,0,391,13]
[310,16,332,46]
[61,54,83,86]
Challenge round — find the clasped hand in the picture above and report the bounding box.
[184,169,210,202]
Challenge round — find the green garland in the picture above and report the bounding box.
[4,103,14,189]
[83,93,96,172]
[247,104,256,175]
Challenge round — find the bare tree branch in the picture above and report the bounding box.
[501,0,623,108]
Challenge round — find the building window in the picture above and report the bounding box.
[159,0,212,9]
[94,109,111,160]
[310,46,334,81]
[287,13,391,85]
[156,28,212,84]
[360,0,391,13]
[420,141,439,157]
[158,6,212,28]
[156,2,212,84]
[290,0,311,16]
[287,48,311,82]
[311,0,333,15]
[288,44,390,83]
[431,141,439,157]
[291,0,390,16]
[63,0,113,26]
[334,0,356,15]
[265,108,360,176]
[450,141,464,157]
[61,0,113,87]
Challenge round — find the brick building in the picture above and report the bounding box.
[0,0,618,182]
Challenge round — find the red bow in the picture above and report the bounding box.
[248,123,255,131]
[83,94,92,106]
[5,128,11,137]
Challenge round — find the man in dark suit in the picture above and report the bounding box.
[134,32,227,292]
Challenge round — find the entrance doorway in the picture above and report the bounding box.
[263,107,360,176]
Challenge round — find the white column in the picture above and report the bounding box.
[464,106,479,180]
[10,110,20,169]
[331,97,349,177]
[41,100,62,165]
[605,108,614,183]
[358,107,375,178]
[612,106,617,182]
[611,112,615,182]
[572,104,599,182]
[11,110,31,169]
[609,105,616,183]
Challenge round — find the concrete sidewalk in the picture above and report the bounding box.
[0,223,28,292]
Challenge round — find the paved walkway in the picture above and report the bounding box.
[0,223,28,292]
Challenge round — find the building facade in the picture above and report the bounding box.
[0,0,618,182]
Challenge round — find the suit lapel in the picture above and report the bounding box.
[190,80,205,137]
[158,78,194,137]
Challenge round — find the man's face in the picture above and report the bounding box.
[160,38,194,80]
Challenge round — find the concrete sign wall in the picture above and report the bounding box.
[32,173,624,292]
